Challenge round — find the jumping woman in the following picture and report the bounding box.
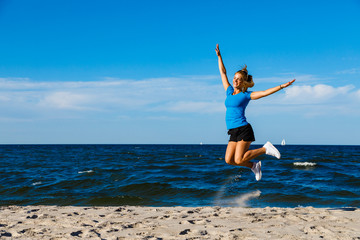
[215,44,295,181]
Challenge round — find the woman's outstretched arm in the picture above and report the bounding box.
[251,79,295,100]
[215,44,231,91]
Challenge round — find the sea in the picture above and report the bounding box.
[0,144,359,208]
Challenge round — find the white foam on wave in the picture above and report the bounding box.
[293,162,317,167]
[32,181,42,186]
[235,190,261,207]
[78,170,94,174]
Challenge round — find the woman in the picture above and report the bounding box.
[215,44,295,181]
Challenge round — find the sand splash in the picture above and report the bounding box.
[214,174,261,207]
[234,190,262,207]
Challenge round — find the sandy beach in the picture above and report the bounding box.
[0,206,359,239]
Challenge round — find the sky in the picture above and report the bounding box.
[0,0,360,145]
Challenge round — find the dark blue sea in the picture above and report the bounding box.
[0,144,359,208]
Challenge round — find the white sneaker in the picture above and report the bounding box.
[263,141,281,159]
[251,161,262,181]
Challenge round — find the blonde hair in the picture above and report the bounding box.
[235,65,254,92]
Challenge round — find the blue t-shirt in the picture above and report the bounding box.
[225,85,252,130]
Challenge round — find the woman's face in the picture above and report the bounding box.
[233,73,243,89]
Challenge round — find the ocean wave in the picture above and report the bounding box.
[1,144,359,208]
[78,170,94,174]
[293,162,317,167]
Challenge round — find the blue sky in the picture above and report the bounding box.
[0,0,360,144]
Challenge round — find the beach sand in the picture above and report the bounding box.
[0,206,359,239]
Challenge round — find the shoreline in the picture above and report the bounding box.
[1,206,359,239]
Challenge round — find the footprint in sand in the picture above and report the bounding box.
[179,229,191,235]
[70,230,82,237]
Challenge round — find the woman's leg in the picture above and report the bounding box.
[225,140,266,168]
[235,141,266,167]
[225,141,237,166]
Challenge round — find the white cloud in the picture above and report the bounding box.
[0,95,10,102]
[283,84,355,104]
[154,101,225,113]
[1,76,360,122]
[40,92,93,110]
[354,89,360,100]
[0,76,225,121]
[248,83,360,118]
[336,67,360,74]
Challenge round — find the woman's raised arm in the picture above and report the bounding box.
[251,79,295,100]
[215,44,231,91]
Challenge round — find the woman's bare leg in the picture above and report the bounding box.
[225,140,266,168]
[225,141,237,166]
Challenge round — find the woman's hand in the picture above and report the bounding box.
[215,44,221,56]
[280,79,296,89]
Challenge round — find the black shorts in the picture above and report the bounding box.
[227,123,255,142]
